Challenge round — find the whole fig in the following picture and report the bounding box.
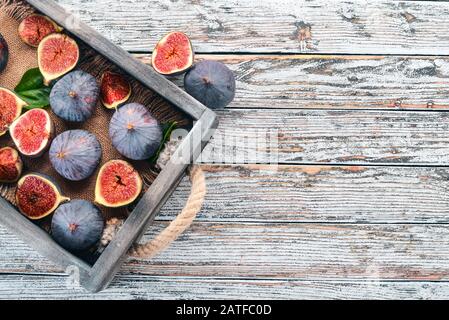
[109,103,162,160]
[0,33,9,72]
[51,199,104,252]
[50,130,102,181]
[50,71,99,122]
[184,60,235,109]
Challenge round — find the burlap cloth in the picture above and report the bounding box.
[0,0,190,222]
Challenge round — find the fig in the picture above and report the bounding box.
[184,60,236,109]
[9,108,53,158]
[18,14,62,47]
[0,147,23,183]
[95,160,142,208]
[51,199,104,252]
[100,71,131,109]
[0,88,27,136]
[38,33,79,85]
[50,71,99,122]
[49,130,102,181]
[0,33,8,72]
[152,31,194,76]
[109,103,162,160]
[16,173,69,220]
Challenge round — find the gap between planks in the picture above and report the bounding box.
[2,272,449,284]
[3,271,449,283]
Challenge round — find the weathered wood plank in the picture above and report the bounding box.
[2,221,449,281]
[115,222,449,280]
[160,165,449,223]
[56,0,449,55]
[136,54,449,111]
[0,274,448,300]
[200,109,449,165]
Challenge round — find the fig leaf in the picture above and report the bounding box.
[149,121,178,164]
[14,68,52,109]
[15,68,44,91]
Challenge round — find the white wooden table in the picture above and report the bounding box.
[1,0,449,299]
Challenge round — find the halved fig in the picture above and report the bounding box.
[9,109,53,158]
[16,173,69,220]
[152,31,194,76]
[100,71,132,109]
[0,88,27,136]
[0,147,23,183]
[18,14,62,47]
[38,34,79,85]
[95,160,142,208]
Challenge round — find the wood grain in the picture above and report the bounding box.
[159,165,449,223]
[0,274,448,300]
[136,54,449,111]
[55,0,449,55]
[200,109,449,165]
[2,220,449,281]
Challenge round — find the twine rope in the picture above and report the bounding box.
[129,165,206,259]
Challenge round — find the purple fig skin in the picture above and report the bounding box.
[50,71,99,122]
[109,103,162,160]
[51,199,104,252]
[184,60,236,109]
[0,33,8,72]
[49,130,102,181]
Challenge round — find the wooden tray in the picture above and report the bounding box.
[0,0,218,292]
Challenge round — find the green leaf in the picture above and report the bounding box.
[149,121,178,164]
[14,68,45,92]
[14,68,52,109]
[17,88,51,109]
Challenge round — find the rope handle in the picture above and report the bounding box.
[128,165,206,259]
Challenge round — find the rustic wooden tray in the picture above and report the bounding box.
[0,0,217,292]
